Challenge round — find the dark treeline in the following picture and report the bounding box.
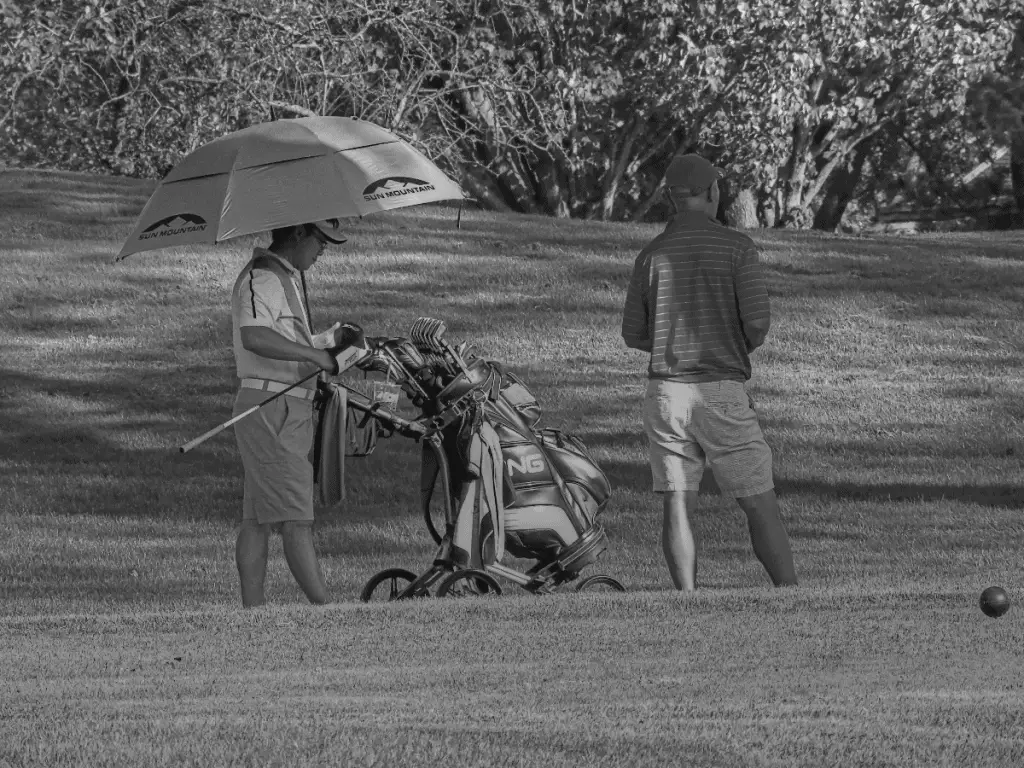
[2,0,1022,228]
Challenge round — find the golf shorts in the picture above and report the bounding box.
[643,379,774,498]
[232,388,315,525]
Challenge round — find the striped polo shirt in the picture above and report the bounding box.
[621,211,770,383]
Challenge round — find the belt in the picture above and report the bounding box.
[240,377,317,401]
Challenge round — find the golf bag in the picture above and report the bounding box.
[421,356,611,572]
[352,318,622,597]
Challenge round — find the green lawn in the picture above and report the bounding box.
[1,168,1022,767]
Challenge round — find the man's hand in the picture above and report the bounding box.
[316,349,340,373]
[321,344,372,376]
[742,318,770,353]
[323,324,370,376]
[241,325,367,376]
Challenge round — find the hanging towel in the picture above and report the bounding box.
[314,384,347,508]
[452,420,506,566]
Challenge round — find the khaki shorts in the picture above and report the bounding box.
[233,388,315,524]
[642,379,774,497]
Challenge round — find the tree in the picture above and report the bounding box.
[2,0,1018,230]
[702,0,1020,229]
[968,19,1024,220]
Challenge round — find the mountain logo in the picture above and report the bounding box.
[362,177,436,202]
[140,213,208,240]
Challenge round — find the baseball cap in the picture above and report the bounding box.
[665,153,724,192]
[310,218,347,244]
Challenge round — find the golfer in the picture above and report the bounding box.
[230,219,350,607]
[621,153,798,592]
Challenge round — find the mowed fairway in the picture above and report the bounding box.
[1,168,1023,767]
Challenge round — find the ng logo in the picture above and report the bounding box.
[507,454,545,475]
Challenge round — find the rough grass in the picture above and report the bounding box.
[1,167,1023,767]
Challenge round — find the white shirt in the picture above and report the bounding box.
[230,248,316,385]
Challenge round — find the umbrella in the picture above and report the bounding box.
[117,116,466,260]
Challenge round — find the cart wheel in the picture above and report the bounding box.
[575,575,626,593]
[360,568,421,602]
[436,568,502,598]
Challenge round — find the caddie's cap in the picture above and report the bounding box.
[310,218,347,244]
[665,153,724,192]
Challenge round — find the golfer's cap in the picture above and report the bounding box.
[311,218,347,244]
[665,153,724,192]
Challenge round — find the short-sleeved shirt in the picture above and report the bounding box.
[621,211,770,383]
[230,248,318,388]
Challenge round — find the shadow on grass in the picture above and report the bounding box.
[775,477,1024,509]
[0,365,243,520]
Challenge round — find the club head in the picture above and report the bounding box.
[411,317,447,353]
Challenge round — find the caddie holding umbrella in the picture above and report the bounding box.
[118,116,468,606]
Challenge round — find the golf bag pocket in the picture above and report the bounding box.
[534,429,610,520]
[500,372,541,427]
[436,358,497,409]
[346,406,379,457]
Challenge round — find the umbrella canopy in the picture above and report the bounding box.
[117,116,466,260]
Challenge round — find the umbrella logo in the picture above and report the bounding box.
[140,214,208,240]
[363,177,436,202]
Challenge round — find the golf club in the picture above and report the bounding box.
[179,344,369,453]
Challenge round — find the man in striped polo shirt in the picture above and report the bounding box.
[621,153,797,592]
[230,219,352,607]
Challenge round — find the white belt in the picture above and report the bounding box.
[240,377,317,401]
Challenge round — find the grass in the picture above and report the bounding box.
[1,167,1023,766]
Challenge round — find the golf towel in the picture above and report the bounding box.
[452,421,506,566]
[314,384,381,508]
[314,384,347,508]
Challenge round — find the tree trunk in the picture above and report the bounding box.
[1011,133,1024,227]
[813,140,872,231]
[533,153,571,218]
[496,153,543,214]
[630,178,668,222]
[599,114,644,220]
[458,170,513,212]
[725,187,758,229]
[757,189,778,227]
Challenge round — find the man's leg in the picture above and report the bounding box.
[662,490,699,591]
[281,521,329,604]
[735,490,797,587]
[236,520,270,607]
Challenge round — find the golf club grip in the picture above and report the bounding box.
[179,405,260,453]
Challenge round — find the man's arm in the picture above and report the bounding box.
[743,318,770,352]
[240,326,335,371]
[621,251,653,352]
[239,268,335,371]
[735,242,771,352]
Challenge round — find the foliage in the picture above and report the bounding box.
[1,0,1020,227]
[703,0,1020,226]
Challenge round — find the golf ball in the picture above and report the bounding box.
[980,586,1010,618]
